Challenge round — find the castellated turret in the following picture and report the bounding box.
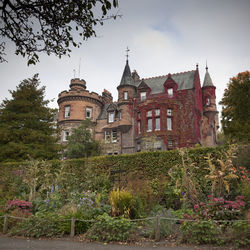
[57,78,106,143]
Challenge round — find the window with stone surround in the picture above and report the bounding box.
[147,118,152,132]
[168,140,173,147]
[105,131,111,142]
[155,117,160,130]
[140,91,146,101]
[167,117,172,130]
[112,130,117,142]
[155,109,160,116]
[168,88,173,97]
[108,112,114,123]
[105,130,117,143]
[147,110,152,117]
[64,106,70,118]
[167,108,173,131]
[206,97,210,106]
[123,91,128,100]
[63,130,70,141]
[167,109,172,116]
[85,107,92,119]
[137,120,141,134]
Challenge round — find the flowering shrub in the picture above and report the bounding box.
[180,195,247,245]
[6,199,32,212]
[189,196,246,221]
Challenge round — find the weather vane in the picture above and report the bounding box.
[125,46,130,61]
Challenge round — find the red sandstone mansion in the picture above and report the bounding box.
[57,59,219,155]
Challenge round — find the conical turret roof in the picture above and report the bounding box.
[119,60,134,86]
[203,66,214,87]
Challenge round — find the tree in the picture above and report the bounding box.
[65,119,101,159]
[0,0,119,65]
[0,74,62,162]
[219,71,250,142]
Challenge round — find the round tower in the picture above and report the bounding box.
[201,65,219,146]
[57,78,103,143]
[117,59,136,127]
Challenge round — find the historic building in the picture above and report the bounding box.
[57,58,219,155]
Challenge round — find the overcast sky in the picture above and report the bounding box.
[1,0,250,125]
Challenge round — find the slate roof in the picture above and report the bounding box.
[98,103,119,120]
[119,60,134,86]
[99,68,197,120]
[203,69,214,87]
[134,70,196,94]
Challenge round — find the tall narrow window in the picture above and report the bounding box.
[140,92,146,101]
[123,91,128,100]
[108,112,114,123]
[167,117,172,130]
[63,131,70,141]
[206,97,210,106]
[137,120,141,134]
[64,106,70,118]
[155,117,160,130]
[112,130,117,142]
[168,88,173,97]
[105,131,111,142]
[147,118,152,132]
[86,107,92,119]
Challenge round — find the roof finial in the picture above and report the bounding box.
[196,63,199,70]
[125,46,130,62]
[205,60,208,71]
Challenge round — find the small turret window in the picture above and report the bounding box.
[123,91,128,100]
[206,97,210,106]
[64,106,70,118]
[86,107,92,119]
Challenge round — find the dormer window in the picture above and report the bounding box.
[64,106,70,118]
[123,91,128,100]
[140,92,146,101]
[108,112,114,123]
[168,88,173,97]
[86,107,92,119]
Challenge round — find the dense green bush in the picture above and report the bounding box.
[86,213,135,242]
[180,220,224,245]
[10,212,63,237]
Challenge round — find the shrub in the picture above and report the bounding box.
[10,212,63,237]
[231,221,250,248]
[180,220,224,245]
[86,213,135,242]
[140,206,177,239]
[109,188,132,217]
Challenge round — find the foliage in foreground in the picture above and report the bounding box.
[86,213,135,242]
[220,70,250,142]
[0,74,62,162]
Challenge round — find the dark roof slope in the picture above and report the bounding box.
[134,70,196,94]
[119,60,134,86]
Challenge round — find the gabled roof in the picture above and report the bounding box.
[203,67,214,87]
[119,60,134,86]
[134,70,196,94]
[98,103,119,120]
